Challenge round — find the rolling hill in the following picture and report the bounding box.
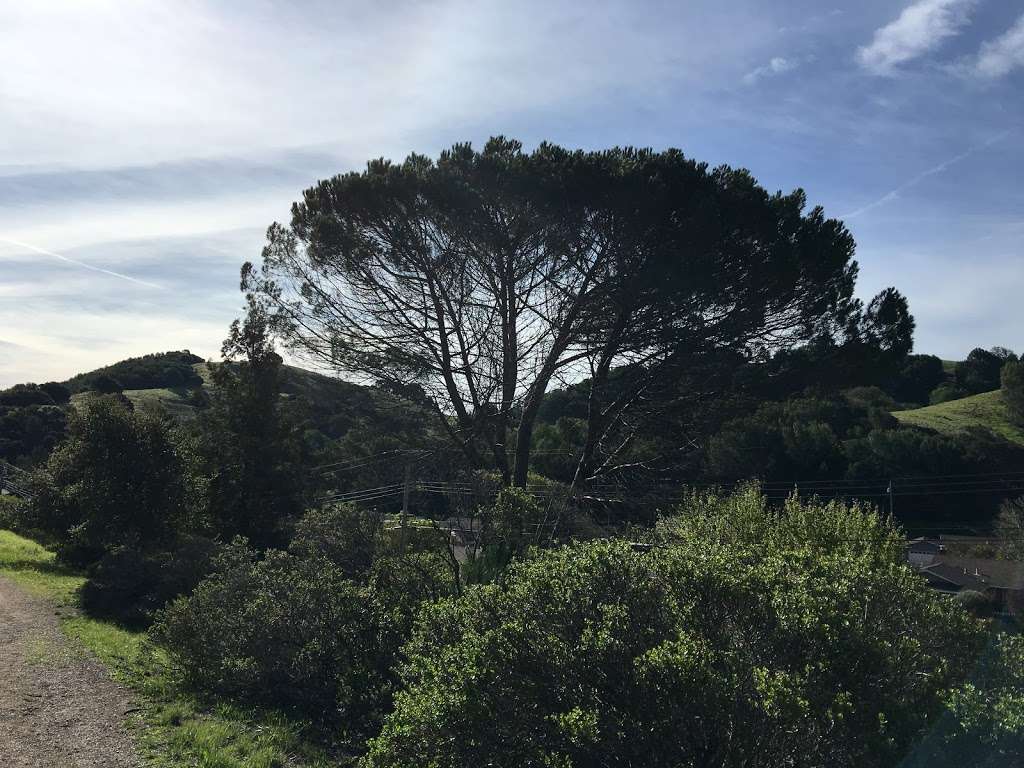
[893,389,1024,447]
[63,353,436,442]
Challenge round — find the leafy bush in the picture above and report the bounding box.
[0,383,57,407]
[906,633,1024,767]
[25,395,190,567]
[0,494,22,531]
[0,403,68,464]
[1002,359,1024,425]
[151,545,395,731]
[79,536,220,626]
[955,347,1016,395]
[289,502,382,579]
[364,489,981,768]
[891,354,946,405]
[930,382,968,404]
[368,551,459,637]
[480,486,547,549]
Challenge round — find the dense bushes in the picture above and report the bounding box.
[0,397,68,464]
[701,389,1024,522]
[955,347,1017,395]
[930,381,968,404]
[79,536,220,626]
[364,489,980,768]
[151,543,400,732]
[27,395,190,566]
[1002,359,1024,424]
[289,503,382,579]
[905,633,1024,768]
[891,354,946,405]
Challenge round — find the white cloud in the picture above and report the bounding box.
[972,13,1024,78]
[0,0,775,169]
[743,56,798,85]
[857,0,976,75]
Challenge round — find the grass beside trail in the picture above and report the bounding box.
[0,528,337,768]
[894,389,1024,447]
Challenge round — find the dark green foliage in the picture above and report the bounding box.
[364,489,979,768]
[151,544,396,732]
[844,385,898,411]
[65,350,203,393]
[79,535,220,626]
[367,551,460,638]
[289,503,382,579]
[91,374,124,394]
[479,486,546,550]
[0,495,22,531]
[700,387,1024,523]
[0,383,57,406]
[704,393,885,481]
[892,354,946,405]
[0,401,67,464]
[993,496,1024,560]
[0,382,69,466]
[956,347,1017,395]
[25,395,189,567]
[1002,359,1024,424]
[906,633,1024,767]
[39,381,71,405]
[191,300,308,549]
[930,382,968,404]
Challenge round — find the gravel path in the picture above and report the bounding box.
[0,576,140,768]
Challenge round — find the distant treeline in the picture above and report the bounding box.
[64,350,204,393]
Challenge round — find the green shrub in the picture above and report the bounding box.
[0,494,22,531]
[79,536,220,627]
[25,395,189,567]
[1002,360,1024,425]
[930,382,968,404]
[364,488,982,768]
[289,502,382,579]
[151,544,395,732]
[367,551,459,637]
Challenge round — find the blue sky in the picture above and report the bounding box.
[1,0,1022,387]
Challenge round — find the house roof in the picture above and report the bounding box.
[906,537,943,552]
[920,557,1024,591]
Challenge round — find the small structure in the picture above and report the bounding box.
[905,537,944,567]
[918,557,1024,615]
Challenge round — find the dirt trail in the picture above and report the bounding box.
[0,576,140,768]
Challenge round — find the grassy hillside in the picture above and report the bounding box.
[894,389,1024,447]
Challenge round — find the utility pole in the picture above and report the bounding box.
[887,479,894,517]
[399,461,413,548]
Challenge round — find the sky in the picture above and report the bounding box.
[1,0,1022,387]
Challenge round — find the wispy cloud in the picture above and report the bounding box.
[841,130,1011,219]
[743,56,799,85]
[970,13,1024,78]
[0,237,163,289]
[857,0,976,75]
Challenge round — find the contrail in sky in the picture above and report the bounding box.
[0,236,162,289]
[841,129,1013,220]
